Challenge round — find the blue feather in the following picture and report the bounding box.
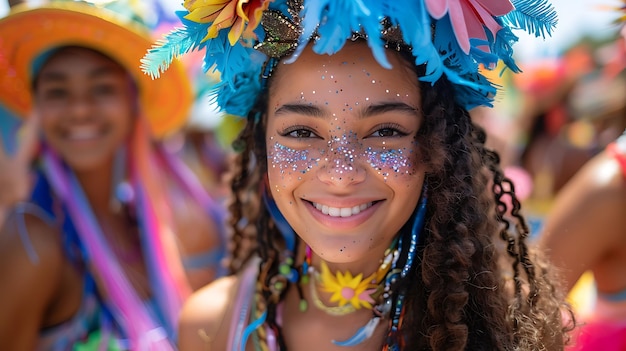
[285,0,327,63]
[286,1,391,68]
[385,0,441,75]
[490,20,522,74]
[504,0,558,38]
[332,317,381,347]
[141,11,210,78]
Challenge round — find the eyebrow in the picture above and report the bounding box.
[361,102,418,118]
[274,101,418,119]
[38,66,119,83]
[274,103,325,118]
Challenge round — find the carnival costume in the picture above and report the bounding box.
[0,1,227,349]
[143,0,558,350]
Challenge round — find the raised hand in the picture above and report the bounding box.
[0,115,39,211]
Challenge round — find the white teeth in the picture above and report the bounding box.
[68,128,99,140]
[322,205,329,215]
[313,202,373,218]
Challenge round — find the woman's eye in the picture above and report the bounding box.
[370,127,404,138]
[43,88,68,100]
[283,128,318,138]
[92,85,116,96]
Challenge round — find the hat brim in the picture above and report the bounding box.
[0,2,192,138]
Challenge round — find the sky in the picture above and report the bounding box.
[0,0,622,61]
[513,0,622,62]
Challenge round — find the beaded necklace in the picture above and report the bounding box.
[304,241,398,315]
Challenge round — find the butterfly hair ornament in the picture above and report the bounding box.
[142,0,558,117]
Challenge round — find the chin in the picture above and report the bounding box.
[308,237,373,258]
[60,152,114,173]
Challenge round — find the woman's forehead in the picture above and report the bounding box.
[269,43,419,105]
[274,42,413,81]
[37,47,125,77]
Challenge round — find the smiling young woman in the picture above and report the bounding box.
[144,0,575,350]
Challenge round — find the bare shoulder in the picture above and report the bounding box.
[571,151,624,198]
[0,210,65,349]
[178,275,240,351]
[540,151,625,231]
[536,150,626,290]
[168,182,224,290]
[0,210,64,279]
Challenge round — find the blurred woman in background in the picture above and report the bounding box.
[0,1,226,349]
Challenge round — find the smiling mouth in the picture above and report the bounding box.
[310,201,375,218]
[66,127,102,140]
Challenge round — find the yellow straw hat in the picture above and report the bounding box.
[0,1,193,138]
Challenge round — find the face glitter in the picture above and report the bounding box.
[269,130,416,181]
[269,142,319,175]
[365,147,415,180]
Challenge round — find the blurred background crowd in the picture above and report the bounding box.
[0,0,624,349]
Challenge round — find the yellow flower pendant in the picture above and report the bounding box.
[317,261,379,310]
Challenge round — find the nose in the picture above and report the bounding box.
[68,94,94,120]
[316,141,366,186]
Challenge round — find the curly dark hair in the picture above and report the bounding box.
[224,52,575,350]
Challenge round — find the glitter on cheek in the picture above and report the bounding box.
[364,147,415,180]
[269,142,320,175]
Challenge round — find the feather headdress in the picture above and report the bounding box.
[142,0,558,115]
